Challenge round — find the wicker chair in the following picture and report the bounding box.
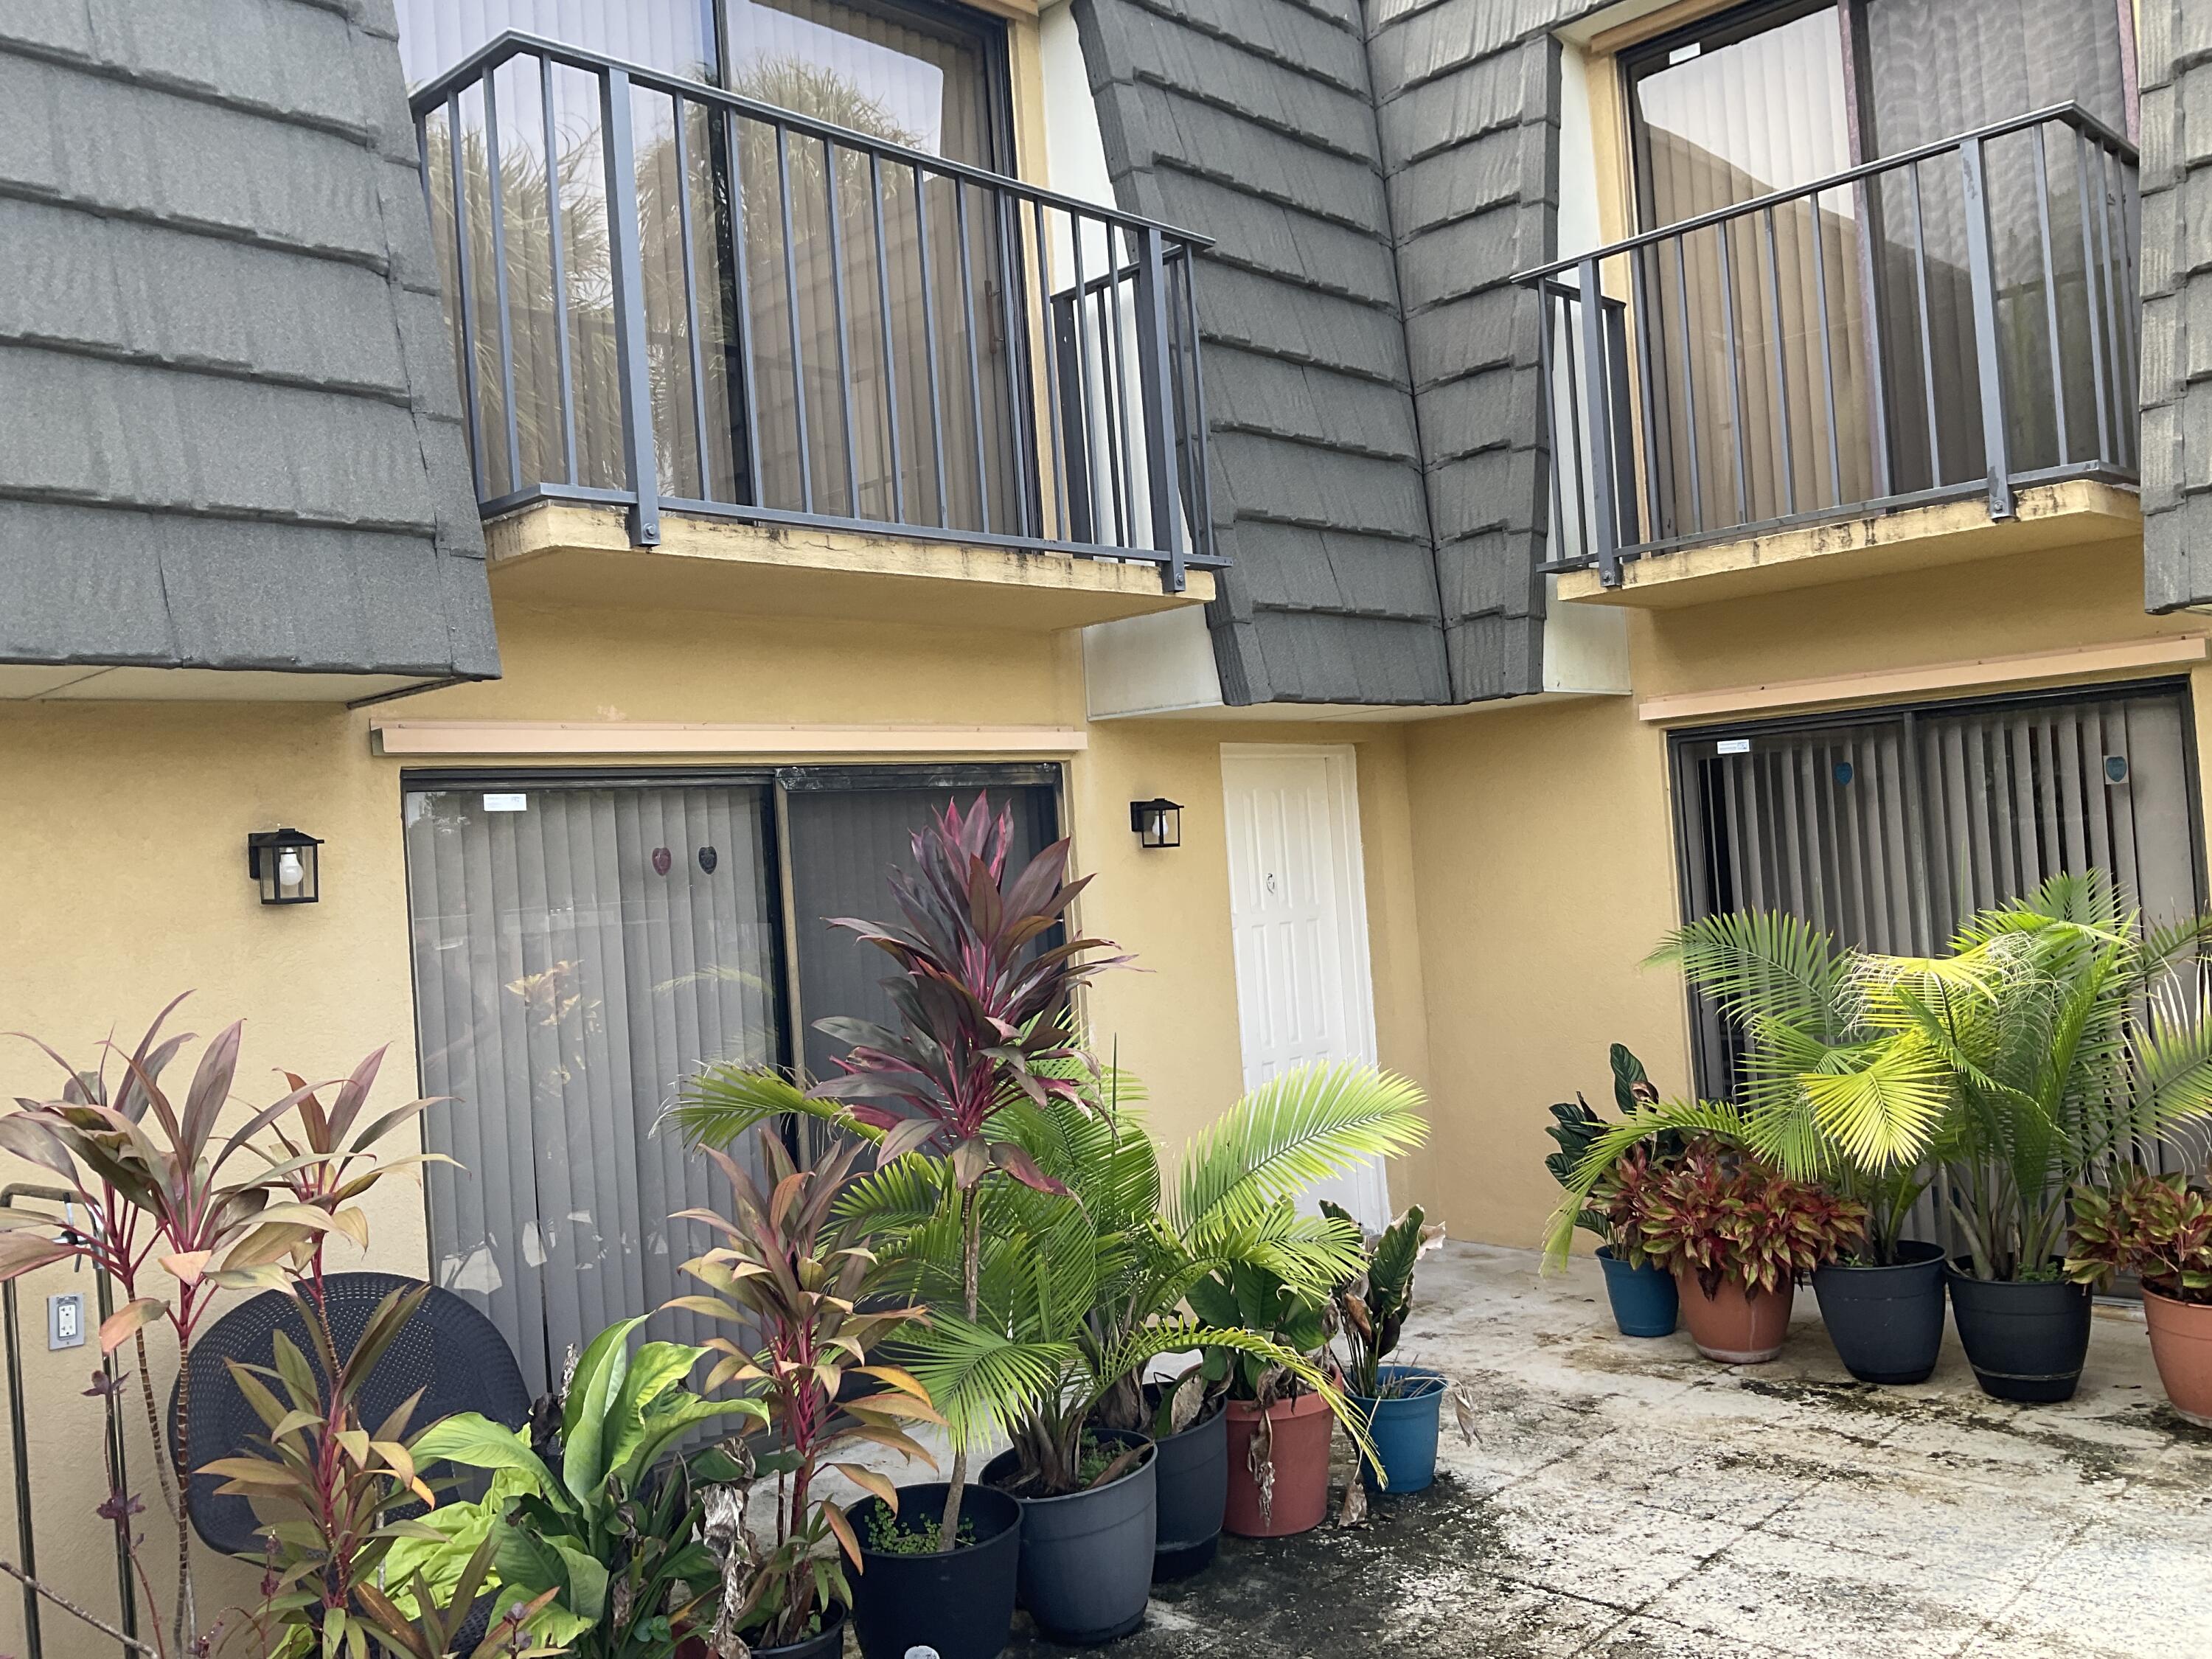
[169,1272,531,1557]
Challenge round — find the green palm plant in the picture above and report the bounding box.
[1547,874,2212,1281]
[829,1061,1425,1497]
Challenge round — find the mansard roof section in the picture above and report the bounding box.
[1074,0,1450,706]
[0,0,498,684]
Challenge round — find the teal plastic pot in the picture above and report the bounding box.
[1350,1366,1446,1494]
[1598,1245,1679,1337]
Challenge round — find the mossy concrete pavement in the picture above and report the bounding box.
[996,1242,2212,1659]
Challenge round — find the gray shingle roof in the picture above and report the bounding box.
[1074,0,1450,705]
[2140,0,2212,611]
[0,0,497,684]
[1077,0,1615,705]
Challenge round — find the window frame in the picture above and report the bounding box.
[709,0,1019,175]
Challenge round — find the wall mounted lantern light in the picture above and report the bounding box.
[1129,797,1183,849]
[247,828,323,905]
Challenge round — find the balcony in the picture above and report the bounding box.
[410,34,1219,627]
[1515,106,2139,606]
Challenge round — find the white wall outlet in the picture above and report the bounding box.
[48,1291,86,1351]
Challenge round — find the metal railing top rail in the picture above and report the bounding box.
[411,30,1214,253]
[1509,101,2131,285]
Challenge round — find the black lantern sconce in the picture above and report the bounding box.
[1129,797,1183,849]
[247,828,323,905]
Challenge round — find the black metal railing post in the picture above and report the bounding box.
[1133,224,1188,591]
[598,65,661,546]
[1576,255,1621,586]
[1959,133,2014,522]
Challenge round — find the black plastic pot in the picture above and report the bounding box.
[1813,1240,1948,1385]
[982,1430,1158,1644]
[1147,1397,1227,1580]
[747,1604,848,1659]
[1945,1264,2093,1403]
[846,1482,1021,1659]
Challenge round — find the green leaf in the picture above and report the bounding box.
[411,1414,560,1498]
[560,1315,644,1503]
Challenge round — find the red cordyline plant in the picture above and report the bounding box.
[1624,1141,1865,1300]
[667,1127,941,1652]
[2067,1168,2212,1305]
[677,794,1122,1544]
[0,998,432,1659]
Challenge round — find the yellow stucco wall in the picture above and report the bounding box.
[1401,532,2212,1252]
[7,525,2199,1655]
[0,598,1439,1657]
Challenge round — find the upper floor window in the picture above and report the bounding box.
[397,0,1008,167]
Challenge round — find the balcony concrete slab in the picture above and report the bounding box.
[1556,481,2140,611]
[482,501,1211,630]
[1001,1242,2212,1659]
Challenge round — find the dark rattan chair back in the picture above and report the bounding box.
[169,1271,531,1556]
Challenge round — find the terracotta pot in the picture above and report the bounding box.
[2143,1288,2212,1427]
[1673,1267,1794,1363]
[1222,1391,1333,1537]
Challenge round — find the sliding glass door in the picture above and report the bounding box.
[402,767,1060,1394]
[401,0,1022,535]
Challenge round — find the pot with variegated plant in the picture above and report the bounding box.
[2067,1167,2212,1427]
[1624,1142,1865,1364]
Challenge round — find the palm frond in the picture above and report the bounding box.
[1172,1062,1427,1239]
[1649,911,1851,1038]
[667,1064,869,1150]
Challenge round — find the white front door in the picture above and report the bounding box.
[1220,744,1389,1230]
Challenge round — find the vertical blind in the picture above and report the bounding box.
[404,784,781,1396]
[1677,685,2205,1191]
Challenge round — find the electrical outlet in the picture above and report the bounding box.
[48,1292,86,1351]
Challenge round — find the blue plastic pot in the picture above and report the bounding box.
[1598,1245,1679,1337]
[1351,1366,1446,1495]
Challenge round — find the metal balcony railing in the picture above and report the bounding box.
[1513,105,2138,588]
[411,33,1220,592]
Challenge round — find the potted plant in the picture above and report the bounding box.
[1185,1245,1343,1538]
[663,1127,942,1658]
[1651,916,1955,1382]
[0,1003,442,1659]
[1623,1142,1865,1363]
[1324,1201,1447,1495]
[407,1318,769,1659]
[2067,1167,2212,1425]
[838,1063,1403,1640]
[1548,1046,1680,1338]
[1091,1060,1425,1579]
[675,795,1119,1659]
[1547,1046,1676,1332]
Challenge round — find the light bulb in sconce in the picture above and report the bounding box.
[276,849,305,890]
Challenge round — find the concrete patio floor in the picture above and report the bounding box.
[1005,1242,2212,1659]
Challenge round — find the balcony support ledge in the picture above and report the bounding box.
[484,500,1214,630]
[1555,480,2139,611]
